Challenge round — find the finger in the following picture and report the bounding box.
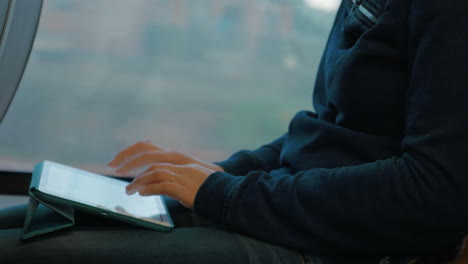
[108,141,162,168]
[126,168,186,194]
[115,151,182,175]
[126,169,169,195]
[135,163,180,179]
[136,163,206,184]
[138,182,189,204]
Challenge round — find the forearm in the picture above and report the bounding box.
[196,152,468,255]
[215,134,286,175]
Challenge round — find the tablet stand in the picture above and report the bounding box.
[22,192,75,240]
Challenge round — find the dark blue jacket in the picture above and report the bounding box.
[194,0,468,258]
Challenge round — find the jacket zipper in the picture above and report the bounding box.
[350,0,378,24]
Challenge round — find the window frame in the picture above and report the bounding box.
[0,0,42,195]
[0,0,43,123]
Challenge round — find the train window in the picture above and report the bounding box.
[0,0,339,173]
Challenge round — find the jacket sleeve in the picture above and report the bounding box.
[214,134,286,176]
[195,1,468,256]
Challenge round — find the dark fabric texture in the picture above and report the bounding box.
[0,200,305,264]
[194,0,468,259]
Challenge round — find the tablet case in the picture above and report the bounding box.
[21,162,75,240]
[21,161,173,239]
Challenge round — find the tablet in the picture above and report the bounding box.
[31,160,174,231]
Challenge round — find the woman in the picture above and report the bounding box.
[2,0,468,263]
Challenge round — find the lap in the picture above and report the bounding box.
[0,197,306,264]
[0,226,304,264]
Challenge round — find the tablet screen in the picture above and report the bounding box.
[37,161,172,227]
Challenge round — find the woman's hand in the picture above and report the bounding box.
[108,141,224,209]
[108,141,223,175]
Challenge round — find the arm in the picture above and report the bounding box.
[108,135,286,208]
[195,0,468,255]
[215,134,286,176]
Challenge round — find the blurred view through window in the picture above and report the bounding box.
[0,0,338,173]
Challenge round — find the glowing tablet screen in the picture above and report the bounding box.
[37,161,172,227]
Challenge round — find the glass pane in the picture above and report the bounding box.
[0,0,338,173]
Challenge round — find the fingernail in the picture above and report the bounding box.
[126,185,134,195]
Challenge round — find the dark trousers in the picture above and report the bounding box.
[0,197,315,264]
